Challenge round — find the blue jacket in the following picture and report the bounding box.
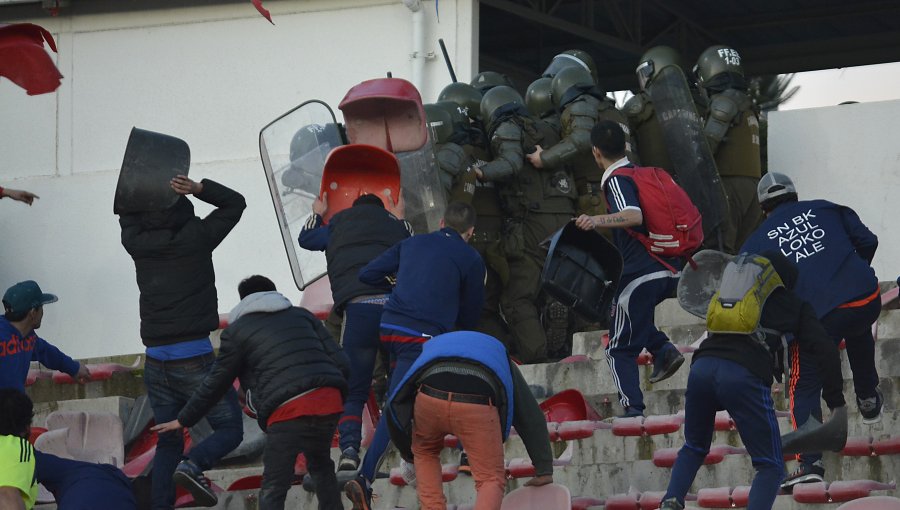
[359,227,485,337]
[0,317,79,392]
[741,199,878,317]
[35,451,136,510]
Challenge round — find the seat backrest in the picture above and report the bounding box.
[45,411,124,466]
[838,496,900,510]
[500,484,571,510]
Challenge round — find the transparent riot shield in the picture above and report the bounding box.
[648,65,728,242]
[339,78,446,234]
[676,249,733,319]
[259,100,345,290]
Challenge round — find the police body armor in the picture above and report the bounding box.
[705,89,761,178]
[433,141,477,204]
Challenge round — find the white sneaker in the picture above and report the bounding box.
[400,458,417,487]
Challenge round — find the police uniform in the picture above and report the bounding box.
[624,90,709,173]
[481,113,576,363]
[705,89,763,253]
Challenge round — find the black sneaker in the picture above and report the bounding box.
[458,451,471,476]
[781,461,825,491]
[338,446,361,471]
[858,387,884,424]
[172,459,217,507]
[649,345,685,384]
[344,476,372,510]
[659,497,684,510]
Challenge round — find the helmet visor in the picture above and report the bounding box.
[636,60,654,91]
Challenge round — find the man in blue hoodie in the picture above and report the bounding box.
[344,201,486,510]
[1,280,89,391]
[741,172,881,489]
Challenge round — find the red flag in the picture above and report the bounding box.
[251,0,274,25]
[0,23,63,95]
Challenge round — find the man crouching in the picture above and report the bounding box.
[153,275,350,510]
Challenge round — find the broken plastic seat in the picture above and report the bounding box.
[36,411,125,467]
[611,412,685,437]
[571,496,605,510]
[841,436,900,457]
[540,389,603,423]
[792,480,897,504]
[25,368,51,386]
[604,491,666,510]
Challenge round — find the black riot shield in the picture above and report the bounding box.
[648,65,728,241]
[114,128,190,214]
[676,249,733,319]
[541,222,623,324]
[259,100,345,290]
[781,406,848,455]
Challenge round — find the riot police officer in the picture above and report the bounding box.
[525,77,561,134]
[542,48,599,84]
[424,103,477,204]
[477,86,576,363]
[527,66,633,221]
[696,45,763,254]
[471,70,514,93]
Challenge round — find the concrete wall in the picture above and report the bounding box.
[0,0,477,358]
[768,99,900,281]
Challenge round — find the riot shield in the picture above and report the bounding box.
[339,78,446,234]
[676,249,733,319]
[319,144,401,223]
[114,127,190,214]
[648,65,728,241]
[259,100,345,290]
[541,222,623,323]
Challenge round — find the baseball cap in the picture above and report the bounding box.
[2,281,58,316]
[757,172,797,204]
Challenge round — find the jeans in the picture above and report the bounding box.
[144,354,244,510]
[337,302,384,451]
[359,327,426,483]
[664,357,784,510]
[260,414,342,510]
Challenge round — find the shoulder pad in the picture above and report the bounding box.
[709,93,740,123]
[436,143,469,175]
[491,120,523,142]
[565,97,600,117]
[624,94,645,116]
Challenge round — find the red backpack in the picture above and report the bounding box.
[605,166,703,272]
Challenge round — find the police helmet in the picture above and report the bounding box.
[438,82,483,122]
[525,77,554,119]
[480,85,524,127]
[635,45,685,91]
[543,49,598,84]
[434,100,469,129]
[550,66,595,110]
[424,103,454,145]
[757,172,797,205]
[695,45,744,86]
[470,71,514,93]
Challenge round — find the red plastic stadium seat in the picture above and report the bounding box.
[792,480,897,504]
[390,463,458,486]
[218,313,229,330]
[714,411,736,431]
[540,389,603,423]
[227,476,262,491]
[557,420,609,441]
[881,287,899,307]
[571,496,605,510]
[604,491,666,510]
[842,436,876,456]
[294,453,307,476]
[444,434,459,448]
[505,455,573,479]
[637,350,654,365]
[838,496,900,510]
[652,445,745,468]
[696,486,751,508]
[26,368,51,386]
[559,354,590,363]
[500,484,571,510]
[874,436,900,456]
[29,427,47,445]
[52,359,140,384]
[612,413,683,437]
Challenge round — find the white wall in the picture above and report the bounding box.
[768,100,900,282]
[0,0,477,358]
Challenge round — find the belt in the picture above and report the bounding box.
[419,384,493,405]
[348,294,389,305]
[145,352,215,367]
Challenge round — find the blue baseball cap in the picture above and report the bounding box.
[2,280,58,315]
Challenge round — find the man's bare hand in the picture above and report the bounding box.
[2,188,39,205]
[170,175,202,195]
[385,192,405,220]
[574,214,596,231]
[75,363,91,384]
[151,419,184,434]
[526,145,544,168]
[313,192,328,216]
[524,474,553,487]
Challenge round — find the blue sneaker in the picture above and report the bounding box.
[173,459,217,507]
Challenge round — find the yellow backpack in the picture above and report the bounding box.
[706,254,784,340]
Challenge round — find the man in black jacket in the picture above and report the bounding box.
[119,175,245,509]
[658,252,846,510]
[297,193,411,471]
[153,275,350,510]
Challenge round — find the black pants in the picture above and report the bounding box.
[260,414,342,510]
